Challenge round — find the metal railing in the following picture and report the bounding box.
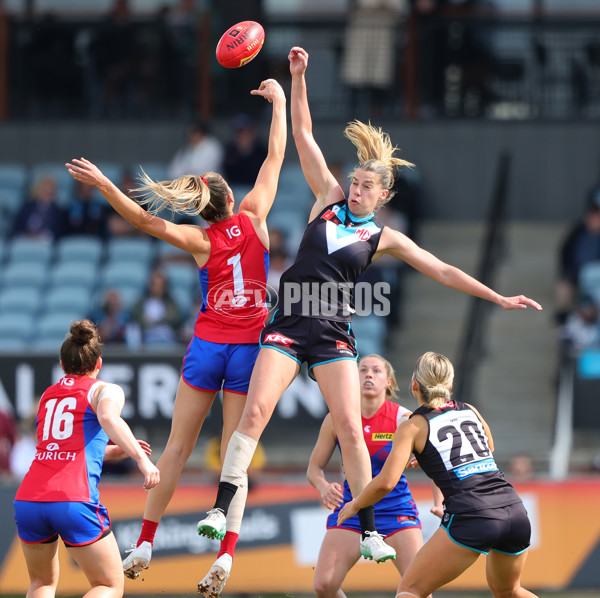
[2,12,600,121]
[453,153,511,403]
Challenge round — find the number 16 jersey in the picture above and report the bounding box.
[411,400,521,513]
[15,375,109,504]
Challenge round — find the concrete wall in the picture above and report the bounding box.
[1,119,599,221]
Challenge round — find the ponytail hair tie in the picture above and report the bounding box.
[200,175,208,186]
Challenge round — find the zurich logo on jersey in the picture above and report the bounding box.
[46,442,60,451]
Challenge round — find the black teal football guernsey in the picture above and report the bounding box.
[277,200,383,321]
[410,401,521,513]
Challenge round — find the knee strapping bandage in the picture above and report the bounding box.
[220,431,257,488]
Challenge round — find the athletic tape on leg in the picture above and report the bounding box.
[220,431,257,488]
[395,593,419,598]
[225,480,248,535]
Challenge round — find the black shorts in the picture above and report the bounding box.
[440,502,531,555]
[260,311,357,376]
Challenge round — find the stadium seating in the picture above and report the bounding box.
[0,287,41,316]
[55,235,104,265]
[44,286,93,314]
[0,313,36,344]
[7,237,54,265]
[50,262,98,289]
[105,236,156,266]
[1,261,48,290]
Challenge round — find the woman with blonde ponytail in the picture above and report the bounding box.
[66,78,287,596]
[197,46,541,570]
[339,352,538,598]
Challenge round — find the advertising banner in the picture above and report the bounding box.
[2,479,600,594]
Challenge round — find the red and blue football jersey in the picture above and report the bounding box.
[15,375,108,504]
[339,400,418,515]
[195,213,269,344]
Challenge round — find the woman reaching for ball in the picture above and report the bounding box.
[195,45,541,595]
[66,78,286,593]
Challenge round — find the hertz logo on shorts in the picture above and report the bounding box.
[371,433,393,441]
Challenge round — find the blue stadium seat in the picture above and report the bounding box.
[351,314,386,358]
[1,262,48,290]
[164,263,198,291]
[170,285,193,316]
[0,313,35,343]
[38,311,85,342]
[50,262,99,289]
[0,163,27,193]
[55,235,104,265]
[100,260,150,289]
[277,164,313,205]
[7,237,53,265]
[0,287,41,315]
[0,337,28,352]
[105,237,155,266]
[44,286,93,314]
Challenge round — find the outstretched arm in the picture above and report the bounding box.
[289,46,344,219]
[65,158,210,257]
[91,383,160,491]
[337,419,417,525]
[307,415,345,511]
[239,78,287,228]
[376,227,543,311]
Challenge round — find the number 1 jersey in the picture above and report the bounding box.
[15,375,109,504]
[195,213,269,344]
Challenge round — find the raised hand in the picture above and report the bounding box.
[250,78,285,104]
[65,157,107,189]
[288,46,309,77]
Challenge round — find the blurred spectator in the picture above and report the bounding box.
[560,294,600,354]
[169,119,224,179]
[90,0,156,118]
[12,175,64,241]
[64,181,109,237]
[9,413,37,481]
[408,0,496,118]
[388,165,421,242]
[507,454,534,482]
[342,0,404,118]
[131,269,181,345]
[178,291,203,343]
[107,171,146,237]
[91,288,130,344]
[165,0,204,114]
[267,228,293,291]
[223,113,268,187]
[0,395,16,478]
[557,185,600,324]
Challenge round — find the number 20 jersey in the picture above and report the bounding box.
[411,401,521,513]
[15,375,109,504]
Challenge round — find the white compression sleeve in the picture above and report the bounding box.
[220,431,258,488]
